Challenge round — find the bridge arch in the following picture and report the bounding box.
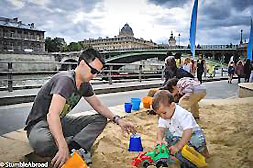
[106,51,168,63]
[105,51,168,70]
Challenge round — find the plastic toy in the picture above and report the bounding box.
[129,134,144,152]
[61,149,91,168]
[181,145,207,167]
[132,144,208,168]
[132,143,175,168]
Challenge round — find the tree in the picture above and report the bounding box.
[67,42,82,51]
[45,37,92,52]
[45,37,54,52]
[45,37,66,52]
[78,42,92,50]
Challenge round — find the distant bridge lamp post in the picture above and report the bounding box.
[240,29,244,59]
[178,33,181,48]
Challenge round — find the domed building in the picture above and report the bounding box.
[168,31,176,46]
[80,23,157,51]
[118,23,134,37]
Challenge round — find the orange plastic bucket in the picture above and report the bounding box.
[61,152,88,168]
[142,96,152,109]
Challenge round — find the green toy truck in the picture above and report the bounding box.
[132,143,175,168]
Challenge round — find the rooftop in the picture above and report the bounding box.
[0,17,44,32]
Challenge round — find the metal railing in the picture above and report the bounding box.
[0,60,229,92]
[0,61,165,92]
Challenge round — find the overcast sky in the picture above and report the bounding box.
[1,0,253,45]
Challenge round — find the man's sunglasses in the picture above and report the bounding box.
[83,59,101,75]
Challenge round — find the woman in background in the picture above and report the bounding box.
[227,61,235,84]
[235,60,244,83]
[197,60,204,84]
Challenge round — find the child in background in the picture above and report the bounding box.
[161,77,206,120]
[227,61,235,84]
[182,58,191,73]
[207,63,215,78]
[152,90,209,163]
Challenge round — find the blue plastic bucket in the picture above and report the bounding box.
[131,98,141,110]
[124,103,132,113]
[128,134,143,152]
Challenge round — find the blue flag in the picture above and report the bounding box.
[190,0,198,58]
[247,17,253,60]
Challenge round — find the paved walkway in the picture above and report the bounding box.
[0,74,230,106]
[0,80,163,106]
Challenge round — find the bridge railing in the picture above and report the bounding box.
[0,61,165,92]
[54,44,237,55]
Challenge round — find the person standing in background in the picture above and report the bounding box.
[199,54,207,78]
[197,60,204,84]
[244,59,252,82]
[235,60,244,83]
[190,59,196,76]
[227,61,235,84]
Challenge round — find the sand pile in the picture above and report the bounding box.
[91,97,253,168]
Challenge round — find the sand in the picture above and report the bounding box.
[91,97,253,168]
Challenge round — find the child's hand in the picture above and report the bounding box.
[169,145,180,155]
[156,139,167,146]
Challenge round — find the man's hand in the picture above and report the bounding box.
[117,119,136,135]
[51,141,69,168]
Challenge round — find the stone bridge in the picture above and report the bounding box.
[0,45,239,72]
[52,45,238,70]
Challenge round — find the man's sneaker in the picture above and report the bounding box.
[77,148,92,165]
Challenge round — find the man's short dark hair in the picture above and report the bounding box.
[78,48,105,66]
[152,90,174,112]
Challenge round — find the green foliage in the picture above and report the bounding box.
[68,42,82,51]
[45,37,66,52]
[45,37,91,52]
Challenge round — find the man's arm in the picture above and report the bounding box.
[84,95,136,134]
[84,95,114,120]
[47,94,69,168]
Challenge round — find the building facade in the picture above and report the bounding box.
[168,31,176,46]
[80,23,157,51]
[0,17,45,53]
[238,42,248,60]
